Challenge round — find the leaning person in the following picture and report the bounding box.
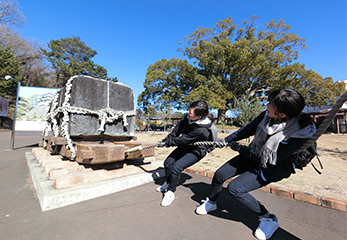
[195,89,316,240]
[156,100,216,207]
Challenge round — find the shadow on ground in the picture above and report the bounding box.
[183,181,301,240]
[14,143,39,150]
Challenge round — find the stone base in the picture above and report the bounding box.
[25,149,165,211]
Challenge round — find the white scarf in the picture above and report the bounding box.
[189,116,211,125]
[249,112,316,167]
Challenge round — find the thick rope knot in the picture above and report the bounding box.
[42,76,136,159]
[97,108,134,131]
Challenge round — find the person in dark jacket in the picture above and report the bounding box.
[157,100,215,207]
[195,89,316,240]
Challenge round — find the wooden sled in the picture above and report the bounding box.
[40,135,155,165]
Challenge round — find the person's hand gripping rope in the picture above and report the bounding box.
[214,138,241,151]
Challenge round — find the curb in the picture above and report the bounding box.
[184,168,347,213]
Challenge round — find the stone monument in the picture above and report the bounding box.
[41,75,153,164]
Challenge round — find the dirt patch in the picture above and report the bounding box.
[135,131,347,202]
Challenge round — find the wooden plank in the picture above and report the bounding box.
[59,144,73,159]
[46,135,55,152]
[113,141,155,160]
[55,137,68,145]
[75,143,125,164]
[41,135,153,164]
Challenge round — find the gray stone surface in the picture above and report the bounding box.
[56,76,135,138]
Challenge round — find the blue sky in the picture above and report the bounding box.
[15,0,347,106]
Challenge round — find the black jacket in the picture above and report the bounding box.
[162,114,213,158]
[225,111,308,183]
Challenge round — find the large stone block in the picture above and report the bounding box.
[48,76,136,139]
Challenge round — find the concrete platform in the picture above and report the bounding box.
[26,152,165,211]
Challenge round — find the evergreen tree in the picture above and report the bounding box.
[0,45,22,97]
[139,16,343,122]
[40,36,116,87]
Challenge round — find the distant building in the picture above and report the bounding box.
[303,80,347,134]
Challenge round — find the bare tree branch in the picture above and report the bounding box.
[0,0,25,27]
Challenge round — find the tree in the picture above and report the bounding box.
[0,26,54,87]
[272,63,346,106]
[139,16,343,122]
[0,45,21,97]
[0,1,53,88]
[138,58,201,111]
[40,36,116,87]
[180,16,307,121]
[155,101,176,131]
[232,94,265,127]
[0,0,25,27]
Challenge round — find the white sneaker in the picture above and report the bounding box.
[254,214,279,240]
[195,198,217,215]
[161,190,175,207]
[156,182,168,192]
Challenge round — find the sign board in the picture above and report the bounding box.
[0,97,9,117]
[15,86,58,131]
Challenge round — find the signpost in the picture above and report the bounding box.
[5,76,21,150]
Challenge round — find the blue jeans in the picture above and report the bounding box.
[164,148,201,192]
[208,155,269,216]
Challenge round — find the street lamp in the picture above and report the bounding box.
[5,75,21,150]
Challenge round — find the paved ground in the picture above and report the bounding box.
[0,131,346,240]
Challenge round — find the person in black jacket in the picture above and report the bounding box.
[195,89,316,240]
[157,100,215,207]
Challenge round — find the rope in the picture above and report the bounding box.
[192,90,347,152]
[145,91,346,154]
[126,91,347,154]
[43,75,136,159]
[124,141,227,154]
[191,141,228,147]
[125,143,159,153]
[295,90,347,153]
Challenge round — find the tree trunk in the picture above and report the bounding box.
[217,109,226,124]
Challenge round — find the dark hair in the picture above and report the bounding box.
[207,113,215,122]
[189,100,209,117]
[268,89,312,127]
